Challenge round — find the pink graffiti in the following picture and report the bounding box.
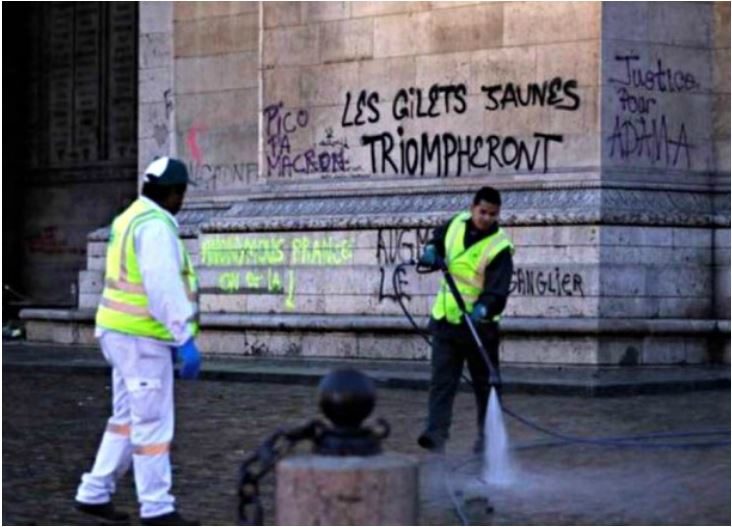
[186,123,207,164]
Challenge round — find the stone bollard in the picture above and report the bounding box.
[276,454,418,525]
[275,369,419,525]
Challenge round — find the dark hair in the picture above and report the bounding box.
[141,182,187,205]
[473,186,501,206]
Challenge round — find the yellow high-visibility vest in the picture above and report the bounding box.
[431,212,514,325]
[95,198,199,341]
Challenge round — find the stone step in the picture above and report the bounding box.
[3,341,729,396]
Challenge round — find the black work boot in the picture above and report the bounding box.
[141,510,199,525]
[75,501,130,522]
[417,432,445,454]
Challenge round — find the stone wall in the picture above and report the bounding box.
[599,1,730,361]
[139,1,176,174]
[137,1,604,193]
[712,2,730,184]
[601,2,716,181]
[24,1,729,366]
[256,1,600,190]
[173,2,260,196]
[712,3,731,336]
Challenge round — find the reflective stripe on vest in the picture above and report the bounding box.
[431,212,514,325]
[95,198,200,341]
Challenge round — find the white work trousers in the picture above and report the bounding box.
[76,332,176,518]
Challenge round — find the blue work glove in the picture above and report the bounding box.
[176,338,201,380]
[468,303,488,324]
[418,245,439,267]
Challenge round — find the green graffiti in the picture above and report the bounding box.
[204,233,351,311]
[290,236,353,266]
[218,272,240,292]
[285,269,296,310]
[245,271,264,289]
[241,268,286,291]
[268,268,283,292]
[218,267,297,310]
[202,235,354,268]
[201,236,286,267]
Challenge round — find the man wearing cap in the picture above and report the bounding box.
[75,157,201,525]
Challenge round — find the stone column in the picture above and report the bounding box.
[276,453,418,525]
[597,2,727,364]
[138,1,176,176]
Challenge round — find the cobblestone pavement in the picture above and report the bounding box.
[2,368,730,525]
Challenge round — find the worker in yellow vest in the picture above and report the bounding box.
[75,157,200,526]
[417,186,514,455]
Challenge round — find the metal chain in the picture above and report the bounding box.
[237,419,325,525]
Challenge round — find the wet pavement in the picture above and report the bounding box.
[3,357,730,525]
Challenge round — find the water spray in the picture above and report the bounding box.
[394,259,730,523]
[412,256,515,491]
[431,257,515,486]
[394,259,731,451]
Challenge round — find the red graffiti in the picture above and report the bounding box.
[186,123,207,164]
[25,226,84,255]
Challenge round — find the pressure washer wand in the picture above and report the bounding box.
[437,258,502,388]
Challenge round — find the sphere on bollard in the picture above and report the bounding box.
[277,369,418,525]
[318,368,375,429]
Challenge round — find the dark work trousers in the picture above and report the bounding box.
[424,320,500,444]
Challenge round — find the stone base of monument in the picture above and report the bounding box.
[20,308,730,365]
[275,453,418,525]
[18,191,731,367]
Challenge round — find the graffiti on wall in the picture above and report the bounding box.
[264,78,579,180]
[201,230,589,314]
[189,75,585,182]
[186,122,206,164]
[510,267,585,297]
[183,121,259,190]
[375,227,431,303]
[25,226,85,256]
[606,54,696,168]
[350,80,574,177]
[187,161,259,190]
[264,102,362,178]
[201,234,355,310]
